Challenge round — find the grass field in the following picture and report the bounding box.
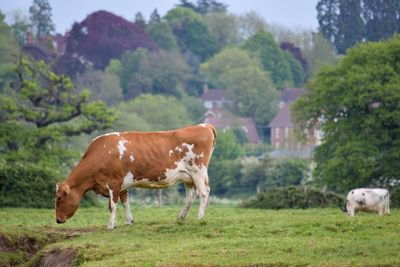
[0,204,399,266]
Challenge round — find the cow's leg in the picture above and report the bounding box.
[120,190,134,225]
[192,167,210,220]
[386,197,390,215]
[107,185,120,230]
[347,203,355,217]
[378,204,384,216]
[178,183,197,220]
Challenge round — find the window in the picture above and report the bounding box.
[275,127,280,139]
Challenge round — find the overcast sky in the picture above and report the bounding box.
[1,0,319,33]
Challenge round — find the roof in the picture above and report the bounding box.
[268,104,293,128]
[201,89,233,102]
[204,109,260,144]
[280,88,306,103]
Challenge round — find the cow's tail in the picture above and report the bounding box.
[209,124,217,148]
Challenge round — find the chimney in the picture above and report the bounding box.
[203,84,209,94]
[25,32,33,45]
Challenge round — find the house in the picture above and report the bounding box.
[201,87,260,144]
[268,88,321,158]
[201,87,234,109]
[22,32,67,62]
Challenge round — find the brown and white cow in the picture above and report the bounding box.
[55,124,216,229]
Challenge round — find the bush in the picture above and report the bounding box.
[0,163,59,208]
[242,186,345,209]
[0,162,99,208]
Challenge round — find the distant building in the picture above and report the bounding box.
[21,32,67,62]
[201,87,260,144]
[268,88,321,158]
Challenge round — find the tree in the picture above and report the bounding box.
[0,12,19,65]
[363,0,400,42]
[292,36,400,191]
[316,0,400,54]
[242,30,293,89]
[280,42,308,76]
[74,69,123,105]
[9,10,31,47]
[115,94,193,131]
[165,7,219,61]
[29,0,55,39]
[283,51,304,87]
[1,56,118,151]
[202,12,240,48]
[236,11,268,41]
[177,0,228,14]
[149,9,161,25]
[64,10,157,71]
[116,48,191,99]
[134,12,146,29]
[147,22,179,51]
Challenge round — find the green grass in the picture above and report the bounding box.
[1,205,400,266]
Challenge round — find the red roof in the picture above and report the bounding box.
[204,109,260,144]
[268,104,293,128]
[281,88,306,103]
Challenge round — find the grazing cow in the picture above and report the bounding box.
[345,188,390,217]
[55,124,216,229]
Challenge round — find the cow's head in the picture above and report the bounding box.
[55,182,80,224]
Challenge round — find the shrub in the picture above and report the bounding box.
[0,162,99,208]
[242,186,345,209]
[0,163,59,208]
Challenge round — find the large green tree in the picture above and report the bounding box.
[317,0,400,54]
[115,48,191,99]
[242,30,293,89]
[165,7,219,61]
[29,0,55,39]
[0,56,118,156]
[115,94,193,131]
[292,36,400,191]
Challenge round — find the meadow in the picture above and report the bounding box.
[0,204,399,266]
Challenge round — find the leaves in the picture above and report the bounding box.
[292,36,400,191]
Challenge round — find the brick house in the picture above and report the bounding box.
[268,88,321,157]
[201,88,261,144]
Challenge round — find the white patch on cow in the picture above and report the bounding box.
[103,145,106,148]
[106,185,117,229]
[117,138,128,160]
[129,153,135,162]
[121,172,135,191]
[108,150,111,154]
[175,146,183,152]
[199,123,207,128]
[169,150,174,157]
[56,184,59,192]
[92,132,120,142]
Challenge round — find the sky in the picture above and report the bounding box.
[1,0,319,33]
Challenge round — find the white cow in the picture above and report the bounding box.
[346,188,390,217]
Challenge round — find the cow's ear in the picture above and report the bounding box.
[63,184,70,196]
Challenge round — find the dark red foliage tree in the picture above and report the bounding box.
[65,10,157,70]
[280,42,308,74]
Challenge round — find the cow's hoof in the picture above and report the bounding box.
[107,225,116,230]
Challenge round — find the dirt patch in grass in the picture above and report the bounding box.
[36,248,76,267]
[0,226,96,266]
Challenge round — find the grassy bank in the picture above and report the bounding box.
[0,205,399,266]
